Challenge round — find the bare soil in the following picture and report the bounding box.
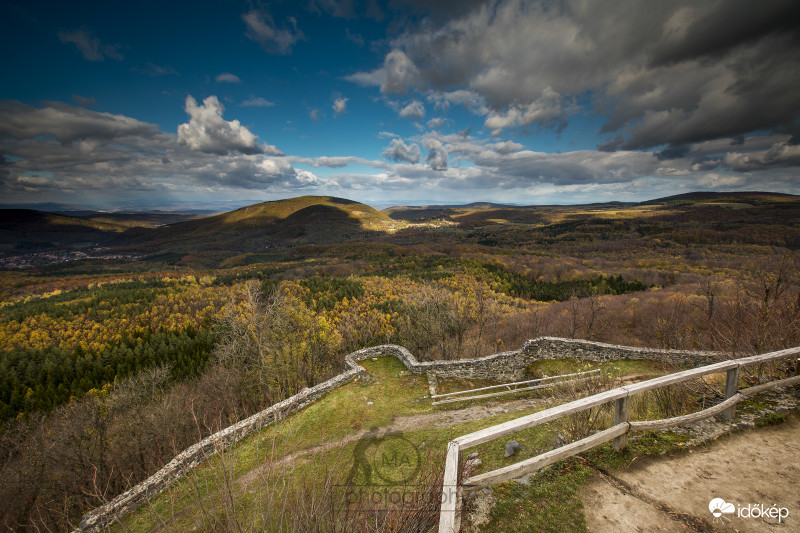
[582,414,800,532]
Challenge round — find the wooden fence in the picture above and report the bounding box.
[431,369,600,406]
[438,346,800,533]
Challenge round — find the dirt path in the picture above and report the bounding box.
[581,414,800,532]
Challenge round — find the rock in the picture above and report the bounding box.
[467,452,479,460]
[418,441,426,450]
[366,401,374,406]
[504,440,521,457]
[513,472,534,484]
[464,456,483,477]
[486,402,495,407]
[553,432,569,447]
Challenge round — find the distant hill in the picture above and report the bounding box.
[5,191,799,265]
[114,196,395,258]
[643,191,800,205]
[0,209,129,253]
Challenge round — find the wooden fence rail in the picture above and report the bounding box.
[438,346,800,533]
[431,369,601,406]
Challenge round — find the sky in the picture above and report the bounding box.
[1,0,799,211]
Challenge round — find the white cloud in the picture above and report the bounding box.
[492,140,524,154]
[346,49,420,94]
[426,117,447,130]
[722,142,800,171]
[243,9,305,54]
[425,138,448,170]
[382,139,421,164]
[427,90,487,114]
[332,95,349,115]
[57,28,123,61]
[241,96,275,108]
[484,87,565,133]
[216,72,242,83]
[309,108,320,122]
[399,100,425,120]
[177,95,281,155]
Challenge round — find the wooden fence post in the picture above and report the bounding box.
[722,367,740,420]
[613,395,631,451]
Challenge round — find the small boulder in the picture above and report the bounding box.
[504,440,521,457]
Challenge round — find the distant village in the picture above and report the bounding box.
[0,249,140,268]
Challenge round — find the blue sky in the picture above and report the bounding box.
[1,0,799,210]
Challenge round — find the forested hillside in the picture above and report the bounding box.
[1,193,799,530]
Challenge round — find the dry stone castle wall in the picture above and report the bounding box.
[77,337,724,531]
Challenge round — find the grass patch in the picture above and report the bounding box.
[476,461,593,533]
[755,411,787,427]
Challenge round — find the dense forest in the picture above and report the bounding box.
[1,193,799,530]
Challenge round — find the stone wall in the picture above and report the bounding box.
[76,337,724,531]
[522,337,722,368]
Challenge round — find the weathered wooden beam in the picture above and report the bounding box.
[622,360,737,395]
[739,374,800,397]
[431,369,600,399]
[438,441,461,533]
[629,393,742,432]
[431,376,597,405]
[454,388,627,449]
[463,423,629,488]
[734,346,800,366]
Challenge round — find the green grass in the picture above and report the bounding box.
[477,462,593,533]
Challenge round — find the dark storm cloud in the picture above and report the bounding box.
[0,100,158,143]
[648,0,800,66]
[349,0,800,153]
